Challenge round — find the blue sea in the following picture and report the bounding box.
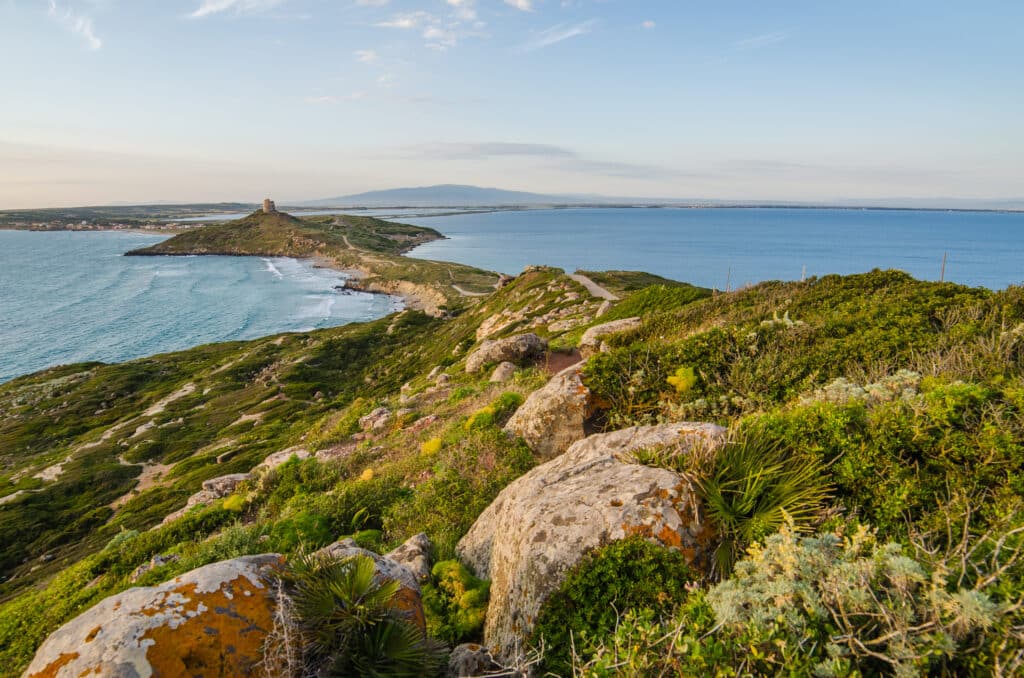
[0,231,399,383]
[406,208,1024,291]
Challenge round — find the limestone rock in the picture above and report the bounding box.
[316,539,426,630]
[254,446,310,474]
[466,333,547,374]
[162,473,250,525]
[386,533,432,584]
[503,364,592,459]
[579,317,642,357]
[457,422,727,662]
[489,361,517,383]
[595,300,613,317]
[24,555,283,678]
[447,643,500,677]
[407,414,441,434]
[359,407,393,432]
[129,553,180,584]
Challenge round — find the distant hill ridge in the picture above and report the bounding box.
[300,184,602,208]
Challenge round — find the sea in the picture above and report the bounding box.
[0,230,399,383]
[2,207,1022,383]
[406,207,1024,291]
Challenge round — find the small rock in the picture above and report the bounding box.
[428,366,443,380]
[489,361,517,383]
[386,533,432,584]
[466,333,548,374]
[254,446,310,474]
[436,374,452,386]
[579,317,642,357]
[448,643,500,677]
[130,553,180,583]
[407,415,441,434]
[595,300,613,317]
[504,364,594,459]
[359,407,393,432]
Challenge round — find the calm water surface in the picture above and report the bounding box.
[0,231,399,382]
[406,208,1024,290]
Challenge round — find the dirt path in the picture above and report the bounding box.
[451,284,491,297]
[568,273,620,301]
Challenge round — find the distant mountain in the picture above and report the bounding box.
[300,184,611,208]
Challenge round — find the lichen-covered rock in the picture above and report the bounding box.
[447,643,500,677]
[161,472,251,525]
[579,317,642,357]
[386,533,433,584]
[359,407,393,431]
[489,361,517,383]
[503,364,593,459]
[465,334,547,374]
[254,446,310,473]
[24,554,283,678]
[457,422,727,662]
[316,539,426,630]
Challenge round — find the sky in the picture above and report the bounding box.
[0,0,1021,208]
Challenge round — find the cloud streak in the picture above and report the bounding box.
[47,0,102,50]
[521,20,596,51]
[733,31,788,50]
[190,0,288,19]
[410,141,678,179]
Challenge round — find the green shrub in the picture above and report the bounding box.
[531,536,695,674]
[696,427,831,577]
[422,560,490,644]
[270,553,447,677]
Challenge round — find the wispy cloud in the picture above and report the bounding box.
[376,7,485,51]
[521,19,596,51]
[47,0,102,50]
[354,49,378,63]
[505,0,533,10]
[410,141,677,179]
[733,31,788,51]
[641,20,656,30]
[190,0,288,19]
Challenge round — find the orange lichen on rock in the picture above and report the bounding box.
[25,651,79,678]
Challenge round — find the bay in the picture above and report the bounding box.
[0,231,399,383]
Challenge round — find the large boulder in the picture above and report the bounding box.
[503,363,593,459]
[317,538,427,630]
[24,555,283,678]
[579,317,642,357]
[457,422,727,662]
[465,334,547,374]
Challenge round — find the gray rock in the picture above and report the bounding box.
[447,643,500,677]
[162,472,250,525]
[466,333,548,374]
[359,407,393,431]
[579,317,642,357]
[503,364,593,460]
[457,422,727,663]
[129,553,180,583]
[489,361,517,383]
[254,446,310,474]
[24,555,284,678]
[595,300,613,317]
[386,533,433,584]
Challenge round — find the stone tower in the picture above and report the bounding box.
[262,198,276,214]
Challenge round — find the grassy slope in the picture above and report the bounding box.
[2,268,1022,674]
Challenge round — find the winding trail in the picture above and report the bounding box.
[568,273,620,301]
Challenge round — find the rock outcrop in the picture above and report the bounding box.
[503,364,593,459]
[457,422,727,662]
[24,555,283,678]
[579,317,642,357]
[161,473,250,525]
[465,333,547,374]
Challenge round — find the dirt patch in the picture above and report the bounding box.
[545,350,583,375]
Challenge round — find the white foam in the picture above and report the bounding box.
[261,258,284,280]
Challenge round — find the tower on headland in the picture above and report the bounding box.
[262,198,277,214]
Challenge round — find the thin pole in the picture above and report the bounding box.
[725,267,732,293]
[940,252,948,282]
[801,265,806,282]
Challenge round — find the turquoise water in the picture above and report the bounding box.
[407,208,1024,290]
[0,231,399,382]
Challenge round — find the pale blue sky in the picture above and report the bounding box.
[1,0,1021,207]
